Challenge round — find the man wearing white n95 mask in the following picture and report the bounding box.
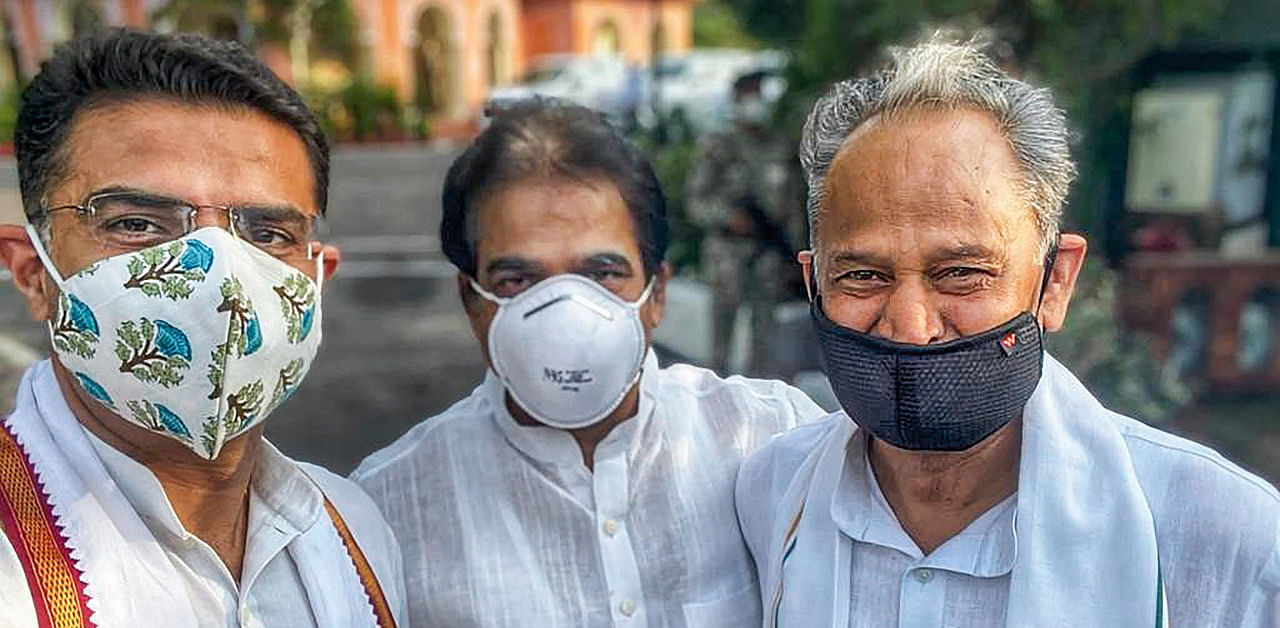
[352,98,826,627]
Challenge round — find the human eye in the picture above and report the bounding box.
[241,222,299,246]
[490,273,535,297]
[581,267,628,284]
[834,268,891,294]
[236,208,310,249]
[933,266,992,293]
[91,195,184,244]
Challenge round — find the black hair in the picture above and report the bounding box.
[15,28,329,219]
[441,98,669,279]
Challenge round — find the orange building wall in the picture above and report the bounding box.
[521,0,576,65]
[569,0,691,65]
[354,0,694,123]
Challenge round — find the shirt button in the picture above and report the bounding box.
[240,607,252,624]
[914,568,934,583]
[602,519,619,537]
[619,600,637,616]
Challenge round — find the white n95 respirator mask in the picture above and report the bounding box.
[471,274,653,430]
[28,225,323,460]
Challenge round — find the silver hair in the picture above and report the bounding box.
[799,37,1076,255]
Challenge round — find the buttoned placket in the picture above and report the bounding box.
[833,434,1017,628]
[592,435,647,627]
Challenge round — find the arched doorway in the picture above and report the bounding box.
[592,19,621,57]
[413,6,456,116]
[486,10,508,88]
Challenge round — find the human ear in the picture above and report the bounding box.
[797,250,815,300]
[641,262,672,330]
[318,243,341,281]
[1037,234,1087,332]
[0,224,57,321]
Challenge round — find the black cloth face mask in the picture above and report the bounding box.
[810,248,1056,451]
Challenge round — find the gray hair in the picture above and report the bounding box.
[799,37,1076,255]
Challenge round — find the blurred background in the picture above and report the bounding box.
[0,0,1277,480]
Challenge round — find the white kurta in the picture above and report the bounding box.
[352,351,825,627]
[0,360,408,628]
[736,355,1280,627]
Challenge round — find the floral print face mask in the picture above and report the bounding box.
[27,226,324,459]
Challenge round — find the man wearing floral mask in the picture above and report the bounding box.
[736,38,1280,627]
[352,99,825,627]
[0,30,404,627]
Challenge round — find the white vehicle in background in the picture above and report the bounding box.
[486,54,637,120]
[651,48,788,137]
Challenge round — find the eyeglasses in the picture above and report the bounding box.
[40,190,322,263]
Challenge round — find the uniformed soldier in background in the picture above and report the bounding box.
[687,71,803,375]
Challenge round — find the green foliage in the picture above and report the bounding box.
[207,345,225,400]
[153,0,358,64]
[693,1,763,49]
[304,75,406,141]
[127,399,164,431]
[52,294,98,359]
[1046,261,1192,422]
[115,319,188,387]
[631,134,704,273]
[125,242,203,300]
[275,273,315,343]
[223,379,265,432]
[271,358,305,408]
[0,86,19,148]
[200,415,222,456]
[724,0,1223,98]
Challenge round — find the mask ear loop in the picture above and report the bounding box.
[630,276,657,309]
[312,248,326,293]
[1033,239,1060,318]
[468,277,509,306]
[24,223,69,288]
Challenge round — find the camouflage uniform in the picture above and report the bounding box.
[687,129,803,376]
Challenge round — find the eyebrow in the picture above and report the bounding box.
[924,244,1002,266]
[84,185,306,215]
[485,256,543,274]
[828,250,895,268]
[575,252,634,270]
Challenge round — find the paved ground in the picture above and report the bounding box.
[0,145,490,474]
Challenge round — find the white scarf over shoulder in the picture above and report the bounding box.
[4,361,382,627]
[764,356,1169,627]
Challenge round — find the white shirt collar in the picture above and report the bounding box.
[82,427,323,544]
[830,427,1018,578]
[485,349,661,467]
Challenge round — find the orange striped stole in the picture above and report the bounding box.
[324,497,398,628]
[0,423,95,628]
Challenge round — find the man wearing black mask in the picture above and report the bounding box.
[735,37,1280,627]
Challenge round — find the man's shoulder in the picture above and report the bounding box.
[349,386,491,484]
[660,363,819,411]
[297,461,391,534]
[1114,414,1280,510]
[294,460,407,619]
[736,413,845,499]
[1113,414,1280,589]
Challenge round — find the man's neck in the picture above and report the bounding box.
[867,419,1022,555]
[507,380,643,473]
[52,358,258,580]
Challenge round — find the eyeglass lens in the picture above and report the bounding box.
[84,192,315,261]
